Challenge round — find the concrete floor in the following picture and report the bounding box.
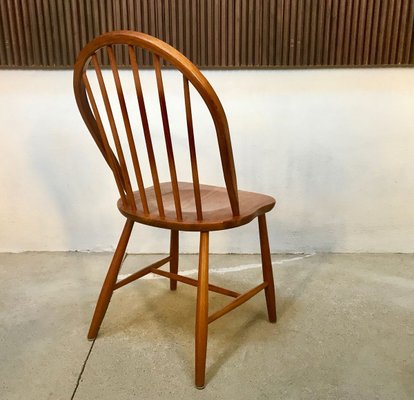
[0,252,413,400]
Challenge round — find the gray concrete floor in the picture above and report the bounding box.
[0,252,413,400]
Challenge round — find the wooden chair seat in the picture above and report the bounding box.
[118,182,276,231]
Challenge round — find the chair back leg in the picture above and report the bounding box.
[258,215,277,323]
[169,230,179,290]
[195,231,209,388]
[87,219,134,340]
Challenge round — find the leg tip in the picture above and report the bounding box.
[195,377,205,389]
[268,313,277,323]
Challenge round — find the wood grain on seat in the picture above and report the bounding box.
[118,182,276,231]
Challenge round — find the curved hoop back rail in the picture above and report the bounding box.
[73,30,240,220]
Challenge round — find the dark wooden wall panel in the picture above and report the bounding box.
[1,0,413,68]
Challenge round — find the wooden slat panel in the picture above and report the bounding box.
[1,0,413,68]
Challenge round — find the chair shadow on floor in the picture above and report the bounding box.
[88,252,320,385]
[93,267,293,385]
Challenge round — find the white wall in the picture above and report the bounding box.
[0,68,413,253]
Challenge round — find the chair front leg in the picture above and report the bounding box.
[169,230,179,290]
[195,231,209,389]
[258,215,277,323]
[87,219,134,340]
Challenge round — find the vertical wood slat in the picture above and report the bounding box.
[42,0,54,65]
[369,0,382,64]
[328,0,339,66]
[0,1,6,65]
[91,54,136,209]
[128,45,165,218]
[107,45,149,214]
[363,0,375,65]
[288,0,297,66]
[376,0,389,64]
[390,0,403,63]
[282,0,291,66]
[36,0,46,64]
[234,0,241,66]
[5,0,18,65]
[1,0,414,68]
[403,0,414,64]
[335,0,347,65]
[13,0,25,64]
[396,0,409,64]
[315,0,326,65]
[48,1,62,66]
[56,0,68,65]
[240,0,248,65]
[295,0,305,65]
[322,0,332,66]
[355,0,366,65]
[309,0,318,65]
[153,54,182,220]
[383,0,396,63]
[268,0,277,65]
[28,0,41,65]
[183,76,203,221]
[221,0,227,66]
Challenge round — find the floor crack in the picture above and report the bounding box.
[70,339,96,400]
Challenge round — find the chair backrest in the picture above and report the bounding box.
[73,30,240,220]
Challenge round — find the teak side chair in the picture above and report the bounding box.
[73,30,277,389]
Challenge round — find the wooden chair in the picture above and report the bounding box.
[73,30,276,389]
